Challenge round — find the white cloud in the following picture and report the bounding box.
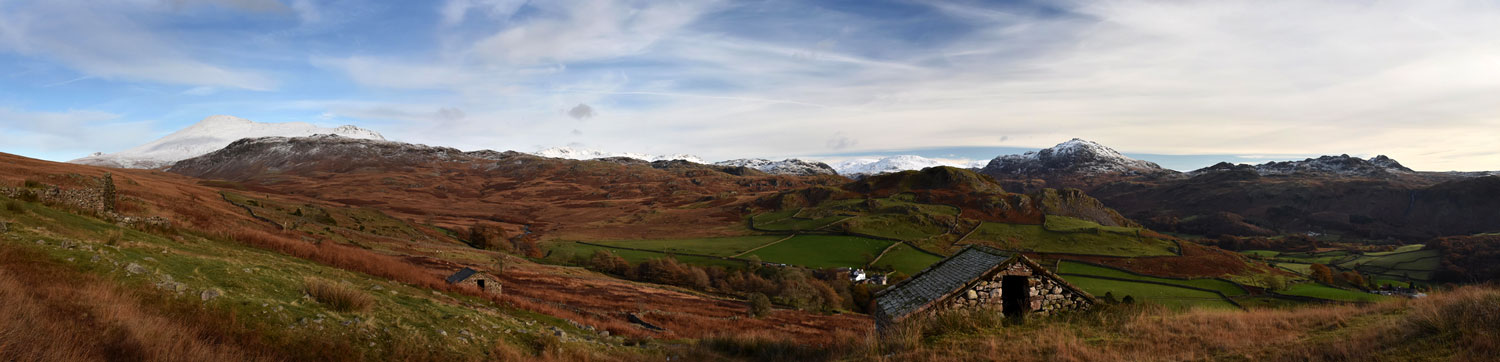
[0,108,159,158]
[0,0,277,90]
[306,1,1500,170]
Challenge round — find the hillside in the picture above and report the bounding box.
[166,135,846,241]
[976,140,1500,240]
[0,151,869,360]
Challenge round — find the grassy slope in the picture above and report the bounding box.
[870,243,943,275]
[1280,283,1386,303]
[1058,261,1247,297]
[0,195,613,360]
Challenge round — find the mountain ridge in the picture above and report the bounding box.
[69,115,384,169]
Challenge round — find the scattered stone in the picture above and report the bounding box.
[438,329,447,336]
[143,257,156,262]
[90,254,101,263]
[66,257,75,262]
[35,239,44,245]
[201,288,223,301]
[125,263,147,275]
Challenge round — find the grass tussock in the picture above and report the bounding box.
[303,278,374,313]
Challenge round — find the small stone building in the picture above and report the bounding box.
[445,267,502,296]
[873,245,1095,330]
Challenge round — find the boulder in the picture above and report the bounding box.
[201,288,223,301]
[125,263,147,275]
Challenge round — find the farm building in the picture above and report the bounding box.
[872,245,1095,330]
[445,267,502,295]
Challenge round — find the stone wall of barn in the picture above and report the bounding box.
[944,262,1091,316]
[463,273,503,296]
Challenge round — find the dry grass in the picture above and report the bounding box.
[0,242,283,362]
[303,278,374,313]
[683,287,1500,361]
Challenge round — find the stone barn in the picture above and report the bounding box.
[445,267,502,296]
[873,245,1095,330]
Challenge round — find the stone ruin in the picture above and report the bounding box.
[1,173,170,231]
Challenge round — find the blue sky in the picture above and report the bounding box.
[1,0,1498,171]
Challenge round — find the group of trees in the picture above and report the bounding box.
[1309,263,1375,290]
[581,250,880,315]
[465,223,542,258]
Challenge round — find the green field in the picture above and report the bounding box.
[586,235,785,257]
[968,222,1176,256]
[747,235,895,269]
[1058,261,1248,297]
[1241,250,1281,258]
[1064,275,1240,309]
[1280,283,1386,303]
[751,196,958,241]
[870,243,944,275]
[1334,249,1440,281]
[1364,244,1425,256]
[751,209,847,231]
[1273,262,1313,275]
[1272,250,1353,264]
[545,242,747,269]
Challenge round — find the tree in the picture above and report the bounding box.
[747,292,772,318]
[1310,264,1335,284]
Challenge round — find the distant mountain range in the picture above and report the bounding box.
[67,115,1500,240]
[70,115,384,169]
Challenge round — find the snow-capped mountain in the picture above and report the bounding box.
[831,155,981,177]
[533,147,704,164]
[69,115,385,169]
[980,138,1167,178]
[1193,154,1416,177]
[713,158,837,176]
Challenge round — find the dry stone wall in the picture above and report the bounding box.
[944,262,1091,316]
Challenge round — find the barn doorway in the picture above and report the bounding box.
[477,279,486,290]
[1002,275,1030,318]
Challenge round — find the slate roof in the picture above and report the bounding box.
[445,268,478,284]
[874,246,1015,322]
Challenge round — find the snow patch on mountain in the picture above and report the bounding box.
[1242,154,1414,177]
[533,147,704,164]
[69,115,385,169]
[981,138,1166,177]
[714,158,837,176]
[830,155,981,177]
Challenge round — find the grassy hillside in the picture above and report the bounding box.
[0,194,615,360]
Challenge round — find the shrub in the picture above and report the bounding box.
[22,179,41,188]
[1310,264,1335,284]
[747,292,772,318]
[304,278,374,313]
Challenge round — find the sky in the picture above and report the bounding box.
[1,0,1498,171]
